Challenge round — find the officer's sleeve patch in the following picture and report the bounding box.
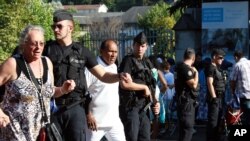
[187,70,193,76]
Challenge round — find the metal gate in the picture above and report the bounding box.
[81,28,175,63]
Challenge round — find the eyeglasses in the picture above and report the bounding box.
[51,24,64,30]
[26,40,45,47]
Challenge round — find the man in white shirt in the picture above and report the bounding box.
[230,50,250,126]
[84,39,126,141]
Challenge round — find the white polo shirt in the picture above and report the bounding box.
[85,56,120,127]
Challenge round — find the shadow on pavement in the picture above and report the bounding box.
[157,121,208,141]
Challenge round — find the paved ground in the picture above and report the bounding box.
[154,122,207,141]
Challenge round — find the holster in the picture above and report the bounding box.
[120,92,138,110]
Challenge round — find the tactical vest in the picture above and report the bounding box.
[131,56,156,89]
[44,41,87,98]
[213,67,226,92]
[119,55,156,107]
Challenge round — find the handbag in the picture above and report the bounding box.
[39,122,62,141]
[23,57,62,141]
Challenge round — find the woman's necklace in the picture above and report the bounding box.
[23,57,43,93]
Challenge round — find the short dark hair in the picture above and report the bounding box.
[234,50,244,58]
[53,10,73,22]
[184,48,195,60]
[211,48,225,58]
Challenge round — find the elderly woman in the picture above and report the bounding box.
[0,25,75,141]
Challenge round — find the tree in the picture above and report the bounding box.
[138,1,176,30]
[168,0,201,15]
[137,1,178,57]
[0,0,81,62]
[0,0,54,62]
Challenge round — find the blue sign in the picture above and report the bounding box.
[202,8,223,22]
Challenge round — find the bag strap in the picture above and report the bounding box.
[24,57,49,123]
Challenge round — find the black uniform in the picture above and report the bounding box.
[119,55,156,141]
[175,62,198,141]
[43,41,98,141]
[205,64,226,141]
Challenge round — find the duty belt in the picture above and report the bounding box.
[216,91,224,97]
[56,98,82,106]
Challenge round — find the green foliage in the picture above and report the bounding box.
[102,0,116,11]
[0,0,54,62]
[61,0,92,4]
[0,0,81,63]
[137,1,176,58]
[137,1,176,30]
[168,0,201,15]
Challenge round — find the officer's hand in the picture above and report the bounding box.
[153,102,160,115]
[143,86,151,97]
[62,80,76,94]
[0,110,10,128]
[87,113,97,131]
[120,72,132,83]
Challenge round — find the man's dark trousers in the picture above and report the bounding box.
[177,96,196,141]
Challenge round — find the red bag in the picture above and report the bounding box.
[39,127,46,141]
[38,123,62,141]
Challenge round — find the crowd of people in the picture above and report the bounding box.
[0,9,250,141]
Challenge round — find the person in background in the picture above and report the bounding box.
[205,49,226,141]
[148,55,168,139]
[196,58,211,122]
[193,51,202,71]
[0,25,75,141]
[230,50,250,126]
[167,58,176,74]
[119,32,160,141]
[43,10,130,141]
[162,58,176,132]
[175,48,199,141]
[84,39,126,141]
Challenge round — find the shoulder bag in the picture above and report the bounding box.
[22,57,62,141]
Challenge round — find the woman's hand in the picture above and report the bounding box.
[0,110,10,128]
[61,79,76,94]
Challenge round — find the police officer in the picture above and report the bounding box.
[205,49,226,141]
[43,10,130,141]
[119,32,160,141]
[175,48,199,141]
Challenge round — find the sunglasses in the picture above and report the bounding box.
[51,24,64,30]
[218,56,224,60]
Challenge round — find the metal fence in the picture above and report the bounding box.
[81,28,175,63]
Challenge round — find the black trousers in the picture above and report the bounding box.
[177,96,196,141]
[119,106,151,141]
[240,98,250,126]
[52,104,86,141]
[206,97,224,141]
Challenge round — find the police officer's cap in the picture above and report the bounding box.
[211,48,225,58]
[53,10,73,22]
[134,32,147,45]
